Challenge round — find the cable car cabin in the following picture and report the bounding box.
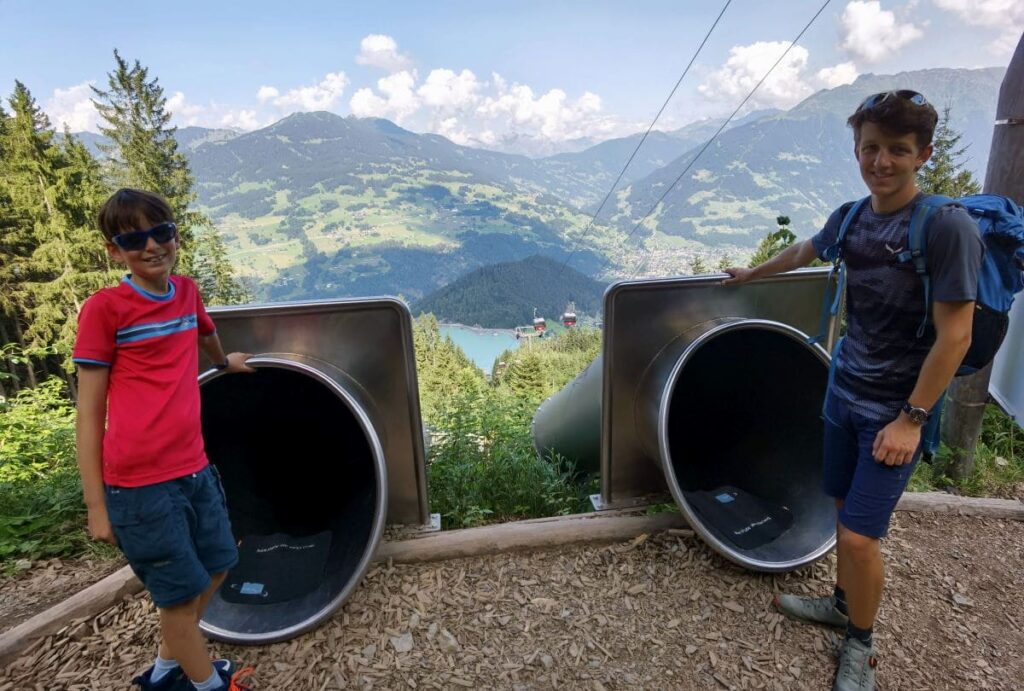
[532,308,547,334]
[562,301,577,328]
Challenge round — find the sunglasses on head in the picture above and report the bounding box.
[111,222,178,252]
[856,90,928,112]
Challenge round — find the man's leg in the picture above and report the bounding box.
[836,522,883,633]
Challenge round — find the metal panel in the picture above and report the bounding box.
[991,298,1023,426]
[205,297,429,525]
[601,269,832,506]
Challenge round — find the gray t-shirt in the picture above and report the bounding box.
[811,194,984,421]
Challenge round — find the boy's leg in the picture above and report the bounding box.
[158,596,215,683]
[158,571,228,660]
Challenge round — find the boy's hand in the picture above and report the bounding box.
[225,351,257,373]
[721,267,756,285]
[87,506,117,545]
[872,416,922,466]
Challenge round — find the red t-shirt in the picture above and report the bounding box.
[73,275,216,487]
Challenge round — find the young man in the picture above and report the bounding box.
[723,91,984,690]
[74,188,255,690]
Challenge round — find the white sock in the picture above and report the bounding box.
[192,669,226,691]
[151,654,179,682]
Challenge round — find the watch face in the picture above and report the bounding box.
[905,405,928,425]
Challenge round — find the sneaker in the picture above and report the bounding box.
[773,593,849,629]
[132,666,184,690]
[833,636,877,690]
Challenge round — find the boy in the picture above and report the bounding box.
[74,188,255,691]
[723,91,983,690]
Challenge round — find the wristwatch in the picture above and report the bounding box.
[213,360,230,371]
[901,402,930,425]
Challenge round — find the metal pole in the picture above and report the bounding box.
[942,32,1024,480]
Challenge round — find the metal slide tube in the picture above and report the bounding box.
[532,319,834,571]
[197,355,388,644]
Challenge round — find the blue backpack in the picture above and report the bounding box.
[815,193,1024,376]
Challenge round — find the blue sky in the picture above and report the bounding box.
[1,0,1019,154]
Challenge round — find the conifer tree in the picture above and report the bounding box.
[748,216,796,268]
[91,51,247,304]
[917,106,981,198]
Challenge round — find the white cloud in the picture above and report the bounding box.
[476,76,611,142]
[261,72,350,111]
[698,42,815,110]
[256,86,279,103]
[349,70,420,123]
[816,61,860,88]
[44,81,101,133]
[839,1,923,63]
[220,109,261,130]
[167,91,205,126]
[933,0,1024,57]
[418,68,481,109]
[355,34,413,72]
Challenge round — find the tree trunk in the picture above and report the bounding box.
[0,318,22,392]
[943,33,1024,479]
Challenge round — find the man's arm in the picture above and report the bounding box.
[198,332,255,373]
[721,239,820,285]
[871,300,975,466]
[76,365,115,544]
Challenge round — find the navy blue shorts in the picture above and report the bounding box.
[822,390,923,539]
[105,465,238,608]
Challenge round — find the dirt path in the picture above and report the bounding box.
[2,512,1022,690]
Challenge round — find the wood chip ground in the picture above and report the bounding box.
[2,512,1022,690]
[0,557,125,634]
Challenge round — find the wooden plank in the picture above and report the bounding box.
[896,491,1024,519]
[0,565,141,666]
[376,511,687,564]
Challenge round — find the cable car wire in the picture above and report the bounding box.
[557,0,733,274]
[620,0,834,279]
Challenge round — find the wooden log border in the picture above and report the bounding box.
[2,491,1021,666]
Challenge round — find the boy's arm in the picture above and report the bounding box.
[721,239,819,285]
[198,332,255,373]
[76,365,116,544]
[871,300,975,466]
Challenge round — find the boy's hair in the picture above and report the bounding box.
[97,188,174,241]
[847,93,938,150]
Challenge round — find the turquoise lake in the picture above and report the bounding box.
[439,324,520,373]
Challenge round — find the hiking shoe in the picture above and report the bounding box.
[833,636,877,690]
[774,593,849,629]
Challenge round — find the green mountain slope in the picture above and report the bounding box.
[610,67,1002,256]
[413,255,605,328]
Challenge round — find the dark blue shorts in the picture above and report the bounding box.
[822,390,923,539]
[105,465,238,608]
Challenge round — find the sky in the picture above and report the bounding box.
[1,0,1020,155]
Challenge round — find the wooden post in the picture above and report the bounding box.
[943,33,1024,479]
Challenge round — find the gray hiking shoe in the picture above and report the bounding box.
[773,593,849,629]
[833,636,877,690]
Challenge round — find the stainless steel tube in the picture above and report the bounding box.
[197,354,388,644]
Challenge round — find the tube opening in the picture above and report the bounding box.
[199,364,382,641]
[664,324,834,570]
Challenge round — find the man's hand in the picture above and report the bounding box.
[87,505,117,545]
[872,415,922,466]
[721,267,756,286]
[225,352,257,374]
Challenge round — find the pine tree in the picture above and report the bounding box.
[91,51,247,304]
[748,216,796,268]
[917,106,981,198]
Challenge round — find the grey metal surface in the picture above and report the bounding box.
[991,296,1023,426]
[198,355,388,644]
[203,297,429,525]
[602,269,833,505]
[532,356,603,472]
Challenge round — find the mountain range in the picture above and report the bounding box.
[71,66,1004,306]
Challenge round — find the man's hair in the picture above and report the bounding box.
[847,96,938,149]
[97,188,175,241]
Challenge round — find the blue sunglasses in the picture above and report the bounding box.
[111,222,178,252]
[856,90,929,112]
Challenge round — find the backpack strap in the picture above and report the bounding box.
[808,197,869,347]
[894,195,955,337]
